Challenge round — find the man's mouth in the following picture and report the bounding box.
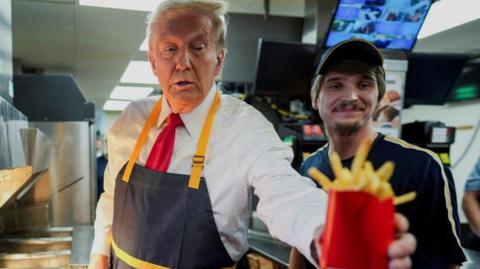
[174,80,193,86]
[333,103,365,112]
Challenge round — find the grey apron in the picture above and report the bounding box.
[110,92,235,269]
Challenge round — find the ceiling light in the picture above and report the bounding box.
[120,61,157,84]
[103,100,131,111]
[110,86,154,100]
[140,38,148,51]
[79,0,159,12]
[418,0,480,39]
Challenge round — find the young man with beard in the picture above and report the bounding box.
[296,39,466,269]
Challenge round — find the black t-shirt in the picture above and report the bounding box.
[300,133,466,269]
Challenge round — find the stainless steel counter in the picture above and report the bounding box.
[248,229,290,268]
[69,225,94,269]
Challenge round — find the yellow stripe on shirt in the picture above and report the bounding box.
[383,135,461,247]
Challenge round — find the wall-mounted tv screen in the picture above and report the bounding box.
[404,53,470,107]
[254,39,317,98]
[448,57,480,102]
[324,0,433,50]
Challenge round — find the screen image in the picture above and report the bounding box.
[254,40,317,98]
[325,0,432,50]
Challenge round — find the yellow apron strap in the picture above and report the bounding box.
[112,238,170,269]
[122,97,163,182]
[188,92,221,189]
[122,91,221,184]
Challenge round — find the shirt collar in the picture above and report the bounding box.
[157,83,217,139]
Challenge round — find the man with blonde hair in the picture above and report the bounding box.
[89,1,416,268]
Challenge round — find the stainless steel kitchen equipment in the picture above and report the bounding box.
[12,74,96,228]
[0,75,96,268]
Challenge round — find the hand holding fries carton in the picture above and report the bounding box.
[308,139,416,269]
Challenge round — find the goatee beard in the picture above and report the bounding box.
[334,122,362,136]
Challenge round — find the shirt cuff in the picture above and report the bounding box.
[90,228,112,258]
[297,215,323,269]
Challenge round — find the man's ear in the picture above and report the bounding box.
[148,52,157,74]
[214,49,225,75]
[311,90,319,111]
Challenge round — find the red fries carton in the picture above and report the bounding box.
[319,191,395,269]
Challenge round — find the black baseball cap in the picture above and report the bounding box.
[315,39,383,75]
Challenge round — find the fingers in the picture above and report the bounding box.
[388,256,412,269]
[388,213,416,269]
[388,232,417,259]
[394,213,409,233]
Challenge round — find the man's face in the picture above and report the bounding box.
[316,71,379,136]
[148,9,224,113]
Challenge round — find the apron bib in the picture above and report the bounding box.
[110,92,235,269]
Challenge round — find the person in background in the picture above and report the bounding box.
[88,1,416,268]
[294,39,465,269]
[95,133,108,201]
[462,156,480,250]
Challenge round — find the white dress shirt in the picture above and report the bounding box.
[91,84,327,265]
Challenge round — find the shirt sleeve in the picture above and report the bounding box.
[89,103,138,257]
[465,157,480,191]
[441,166,466,265]
[90,131,115,257]
[240,108,327,267]
[412,157,466,267]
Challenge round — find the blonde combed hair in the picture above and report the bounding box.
[146,0,228,50]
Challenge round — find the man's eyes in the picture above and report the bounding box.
[359,81,374,88]
[327,83,342,90]
[162,47,176,55]
[191,44,206,51]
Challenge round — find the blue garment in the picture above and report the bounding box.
[301,133,466,269]
[464,157,480,191]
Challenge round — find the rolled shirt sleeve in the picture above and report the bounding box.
[241,107,327,267]
[90,133,117,257]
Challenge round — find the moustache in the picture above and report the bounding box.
[333,101,366,111]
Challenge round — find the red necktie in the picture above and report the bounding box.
[145,113,184,172]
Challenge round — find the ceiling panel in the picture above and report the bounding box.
[414,18,480,54]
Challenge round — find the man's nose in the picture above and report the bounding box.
[175,49,191,70]
[342,85,359,101]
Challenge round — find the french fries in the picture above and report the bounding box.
[308,138,416,205]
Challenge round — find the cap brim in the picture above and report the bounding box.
[315,39,383,75]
